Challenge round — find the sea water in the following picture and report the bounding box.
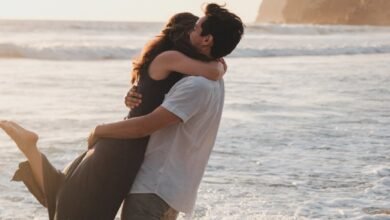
[0,20,389,219]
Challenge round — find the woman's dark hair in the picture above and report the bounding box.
[201,3,244,59]
[131,12,211,84]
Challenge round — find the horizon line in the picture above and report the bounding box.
[0,17,256,25]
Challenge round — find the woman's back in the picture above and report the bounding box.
[128,71,183,118]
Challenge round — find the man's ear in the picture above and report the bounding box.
[203,34,214,47]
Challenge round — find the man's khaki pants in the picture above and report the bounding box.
[121,193,178,220]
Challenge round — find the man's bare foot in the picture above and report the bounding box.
[0,120,39,157]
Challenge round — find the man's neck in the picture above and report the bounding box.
[199,47,212,59]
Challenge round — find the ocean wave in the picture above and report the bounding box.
[3,20,390,36]
[248,24,390,35]
[0,20,164,34]
[2,42,390,60]
[373,166,390,177]
[230,45,390,58]
[0,43,139,60]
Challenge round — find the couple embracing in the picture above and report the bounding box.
[0,3,244,220]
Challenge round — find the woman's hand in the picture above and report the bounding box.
[218,58,228,72]
[125,86,142,109]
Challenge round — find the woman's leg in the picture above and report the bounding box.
[0,120,44,195]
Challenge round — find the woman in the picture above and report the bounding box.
[0,13,225,220]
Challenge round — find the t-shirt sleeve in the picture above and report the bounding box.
[161,77,211,123]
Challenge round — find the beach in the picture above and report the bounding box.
[0,20,390,219]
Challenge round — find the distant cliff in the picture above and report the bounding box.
[256,0,390,26]
[256,0,287,23]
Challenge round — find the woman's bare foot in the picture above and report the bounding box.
[0,120,39,157]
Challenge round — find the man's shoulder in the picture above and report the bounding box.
[176,76,218,90]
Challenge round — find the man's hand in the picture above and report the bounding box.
[125,86,142,109]
[87,128,99,149]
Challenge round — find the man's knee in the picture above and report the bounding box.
[121,193,178,220]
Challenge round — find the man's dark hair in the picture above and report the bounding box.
[201,3,244,58]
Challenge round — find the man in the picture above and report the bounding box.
[93,3,244,219]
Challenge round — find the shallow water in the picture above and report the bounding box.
[0,54,389,219]
[0,20,390,219]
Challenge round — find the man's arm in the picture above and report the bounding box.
[91,77,210,148]
[89,107,181,147]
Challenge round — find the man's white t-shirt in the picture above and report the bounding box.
[130,76,225,214]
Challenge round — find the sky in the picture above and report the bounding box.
[0,0,262,23]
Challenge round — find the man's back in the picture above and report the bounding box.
[130,76,225,214]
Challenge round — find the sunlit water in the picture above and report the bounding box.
[0,20,389,219]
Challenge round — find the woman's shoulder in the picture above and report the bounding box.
[156,50,184,59]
